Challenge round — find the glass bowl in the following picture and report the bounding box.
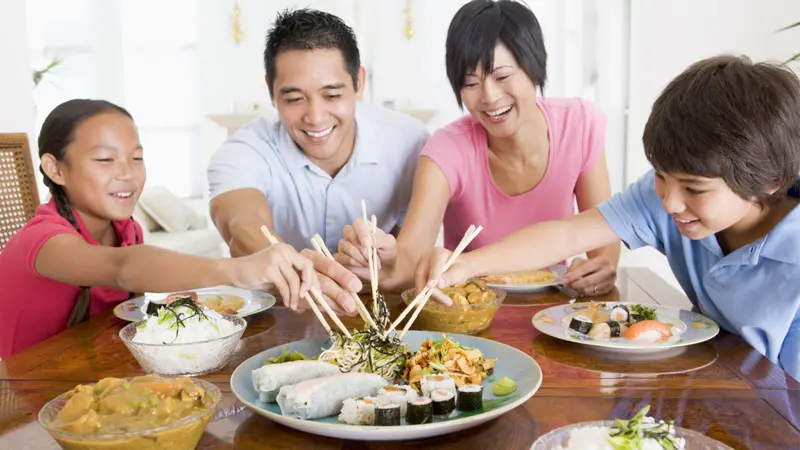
[401,286,506,334]
[38,377,221,450]
[530,420,733,449]
[119,314,246,376]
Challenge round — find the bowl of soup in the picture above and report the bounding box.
[38,375,220,450]
[401,280,506,334]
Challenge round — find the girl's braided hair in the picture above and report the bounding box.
[38,99,138,328]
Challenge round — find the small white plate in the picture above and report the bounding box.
[483,264,568,293]
[532,301,720,353]
[113,286,276,321]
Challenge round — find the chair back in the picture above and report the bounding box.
[0,133,40,252]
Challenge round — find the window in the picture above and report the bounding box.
[26,0,201,198]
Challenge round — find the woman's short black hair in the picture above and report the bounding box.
[445,0,547,108]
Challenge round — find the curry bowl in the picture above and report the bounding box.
[38,376,220,450]
[401,281,506,334]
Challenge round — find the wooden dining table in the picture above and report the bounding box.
[1,267,798,449]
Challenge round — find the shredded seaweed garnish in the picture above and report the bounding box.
[150,297,215,344]
[367,293,391,330]
[318,327,411,381]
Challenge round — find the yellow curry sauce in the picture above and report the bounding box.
[411,280,501,334]
[53,375,214,435]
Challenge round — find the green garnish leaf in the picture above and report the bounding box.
[631,305,657,321]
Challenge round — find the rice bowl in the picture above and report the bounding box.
[120,301,246,376]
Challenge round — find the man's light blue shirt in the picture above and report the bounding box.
[207,103,429,251]
[598,170,800,381]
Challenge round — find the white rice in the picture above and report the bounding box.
[554,422,685,450]
[338,397,377,425]
[132,305,241,344]
[129,304,244,375]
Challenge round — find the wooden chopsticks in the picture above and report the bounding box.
[260,225,352,339]
[383,225,483,339]
[310,233,379,331]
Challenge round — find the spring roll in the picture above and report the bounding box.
[252,360,341,402]
[277,372,388,419]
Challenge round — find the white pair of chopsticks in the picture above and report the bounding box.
[383,225,483,339]
[260,225,353,338]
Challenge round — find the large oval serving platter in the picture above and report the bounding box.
[113,286,276,321]
[231,330,542,441]
[532,302,719,353]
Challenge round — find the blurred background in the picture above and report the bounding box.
[1,0,798,287]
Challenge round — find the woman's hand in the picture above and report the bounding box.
[335,217,398,279]
[560,256,616,296]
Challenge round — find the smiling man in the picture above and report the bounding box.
[208,8,428,257]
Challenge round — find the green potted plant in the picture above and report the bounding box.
[32,56,62,87]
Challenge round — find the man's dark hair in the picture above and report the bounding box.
[264,8,360,98]
[644,54,800,204]
[445,0,547,108]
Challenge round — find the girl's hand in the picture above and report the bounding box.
[227,243,317,310]
[335,217,398,279]
[560,257,616,296]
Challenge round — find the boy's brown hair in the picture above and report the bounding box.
[643,55,800,204]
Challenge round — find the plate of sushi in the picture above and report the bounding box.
[532,301,719,352]
[113,286,276,321]
[480,264,568,293]
[230,330,542,441]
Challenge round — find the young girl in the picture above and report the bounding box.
[416,55,800,381]
[336,0,619,296]
[0,99,324,359]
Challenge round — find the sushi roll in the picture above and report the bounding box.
[568,315,593,334]
[375,400,401,426]
[609,304,630,322]
[421,374,456,398]
[430,389,455,417]
[456,384,483,412]
[588,321,622,339]
[407,397,433,424]
[338,397,377,425]
[377,385,417,417]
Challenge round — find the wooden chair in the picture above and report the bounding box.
[0,133,40,252]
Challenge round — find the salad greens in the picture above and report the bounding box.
[630,304,657,321]
[607,406,682,450]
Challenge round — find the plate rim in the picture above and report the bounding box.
[112,288,276,321]
[530,419,734,449]
[532,301,720,352]
[230,330,543,441]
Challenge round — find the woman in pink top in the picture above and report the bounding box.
[0,99,362,359]
[336,0,619,296]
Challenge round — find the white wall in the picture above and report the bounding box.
[626,0,800,183]
[0,0,36,138]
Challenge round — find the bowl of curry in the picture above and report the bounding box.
[401,279,506,334]
[38,375,220,450]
